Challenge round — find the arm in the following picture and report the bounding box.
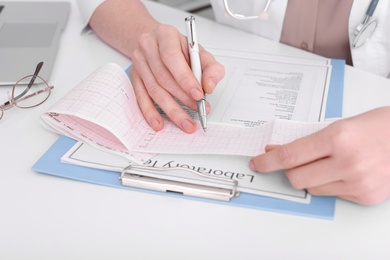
[87,0,225,133]
[249,107,390,205]
[89,0,159,58]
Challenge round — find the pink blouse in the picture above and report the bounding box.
[280,0,354,65]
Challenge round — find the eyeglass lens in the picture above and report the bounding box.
[12,75,51,109]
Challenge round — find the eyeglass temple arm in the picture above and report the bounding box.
[13,62,44,101]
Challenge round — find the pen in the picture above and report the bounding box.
[185,16,207,131]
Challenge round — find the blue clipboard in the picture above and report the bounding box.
[32,59,345,220]
[326,59,345,118]
[32,135,336,219]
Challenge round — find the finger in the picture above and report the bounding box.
[199,46,225,94]
[130,67,164,131]
[250,128,332,172]
[307,183,363,204]
[132,50,197,133]
[155,26,204,101]
[137,30,198,111]
[308,178,390,205]
[337,194,387,205]
[264,144,280,152]
[306,180,349,196]
[338,195,362,204]
[304,179,362,204]
[299,178,360,203]
[284,157,342,190]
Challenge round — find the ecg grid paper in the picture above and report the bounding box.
[41,63,331,158]
[131,119,331,156]
[41,63,155,162]
[270,120,329,145]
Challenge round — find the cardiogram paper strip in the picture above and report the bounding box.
[41,63,331,159]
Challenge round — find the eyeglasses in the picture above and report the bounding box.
[223,0,272,20]
[0,62,53,120]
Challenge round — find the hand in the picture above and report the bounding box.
[249,107,390,205]
[129,24,225,133]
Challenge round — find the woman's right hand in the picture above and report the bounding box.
[129,24,225,133]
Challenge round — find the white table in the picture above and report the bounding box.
[1,1,390,259]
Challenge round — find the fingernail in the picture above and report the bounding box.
[181,119,196,133]
[249,160,256,171]
[190,88,203,100]
[151,118,162,131]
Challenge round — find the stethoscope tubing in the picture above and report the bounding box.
[223,0,380,48]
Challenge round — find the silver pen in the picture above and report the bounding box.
[185,16,207,131]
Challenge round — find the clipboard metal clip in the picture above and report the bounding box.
[119,164,240,202]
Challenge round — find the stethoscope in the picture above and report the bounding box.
[222,0,380,48]
[222,0,272,20]
[353,0,379,48]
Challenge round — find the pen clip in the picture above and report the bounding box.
[185,16,196,49]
